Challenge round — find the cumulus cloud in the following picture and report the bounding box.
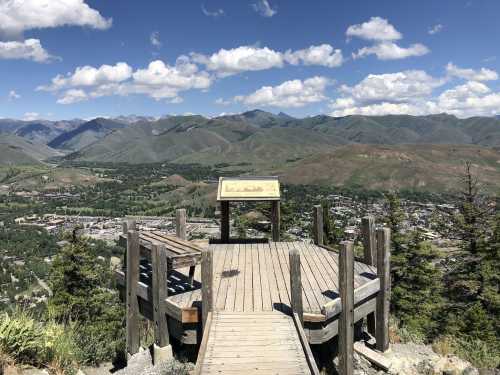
[150,31,161,48]
[41,58,213,104]
[353,42,429,60]
[251,0,276,17]
[38,62,133,92]
[215,98,231,106]
[191,44,343,76]
[201,4,224,17]
[191,46,283,77]
[428,24,443,35]
[8,90,20,100]
[346,17,402,41]
[0,39,56,62]
[284,44,343,68]
[57,89,88,104]
[235,76,331,108]
[330,70,444,116]
[446,62,498,82]
[0,0,112,37]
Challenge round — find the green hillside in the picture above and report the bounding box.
[0,134,60,166]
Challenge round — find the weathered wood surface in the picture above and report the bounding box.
[126,230,140,356]
[361,216,377,336]
[271,200,281,242]
[116,241,379,326]
[220,201,230,243]
[196,312,318,375]
[353,342,391,371]
[376,228,391,352]
[152,244,170,348]
[119,230,202,269]
[201,248,214,329]
[312,205,324,246]
[176,209,187,240]
[339,241,354,375]
[290,247,304,325]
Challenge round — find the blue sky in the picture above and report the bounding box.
[1,0,500,120]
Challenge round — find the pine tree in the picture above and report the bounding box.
[391,229,444,339]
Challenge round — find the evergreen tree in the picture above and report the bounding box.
[321,200,344,246]
[391,229,444,339]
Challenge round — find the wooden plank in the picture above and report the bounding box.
[243,243,254,311]
[293,313,320,375]
[194,311,212,375]
[339,241,354,375]
[271,200,280,242]
[224,244,240,311]
[215,244,234,311]
[297,242,327,311]
[376,228,391,352]
[289,248,303,325]
[234,243,246,312]
[257,242,273,311]
[126,230,140,356]
[201,248,214,329]
[149,231,202,253]
[353,342,391,371]
[313,205,324,246]
[152,244,169,348]
[362,217,377,337]
[176,208,187,240]
[272,242,291,309]
[251,242,263,312]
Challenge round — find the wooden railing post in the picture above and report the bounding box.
[176,209,187,240]
[220,201,230,243]
[289,248,303,325]
[313,205,324,246]
[339,241,354,375]
[126,230,140,358]
[152,244,172,364]
[201,248,214,328]
[376,228,391,352]
[271,200,281,242]
[361,216,376,336]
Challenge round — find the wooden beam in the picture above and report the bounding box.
[376,228,391,352]
[220,201,230,243]
[339,241,354,375]
[361,216,376,336]
[353,342,391,372]
[293,313,320,375]
[176,209,187,240]
[201,248,214,329]
[271,200,280,242]
[126,230,140,356]
[194,312,213,375]
[289,248,303,325]
[152,244,170,348]
[313,204,324,246]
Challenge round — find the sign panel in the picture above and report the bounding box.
[217,177,280,201]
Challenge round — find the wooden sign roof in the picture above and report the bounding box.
[217,176,280,201]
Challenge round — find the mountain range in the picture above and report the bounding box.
[1,110,500,192]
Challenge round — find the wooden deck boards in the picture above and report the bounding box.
[197,312,314,375]
[166,241,378,320]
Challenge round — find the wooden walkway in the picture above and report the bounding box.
[195,312,319,374]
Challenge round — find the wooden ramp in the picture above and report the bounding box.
[195,311,319,375]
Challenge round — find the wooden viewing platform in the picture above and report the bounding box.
[116,179,391,374]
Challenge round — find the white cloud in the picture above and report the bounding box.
[38,62,133,91]
[0,0,112,36]
[191,44,344,77]
[235,76,331,108]
[41,58,213,104]
[428,24,443,35]
[150,31,161,48]
[446,62,498,82]
[353,42,429,60]
[201,4,224,17]
[251,0,276,17]
[0,39,56,62]
[22,112,40,121]
[346,17,402,41]
[8,90,20,100]
[57,89,88,104]
[284,44,343,68]
[330,70,444,116]
[191,46,284,77]
[215,98,231,106]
